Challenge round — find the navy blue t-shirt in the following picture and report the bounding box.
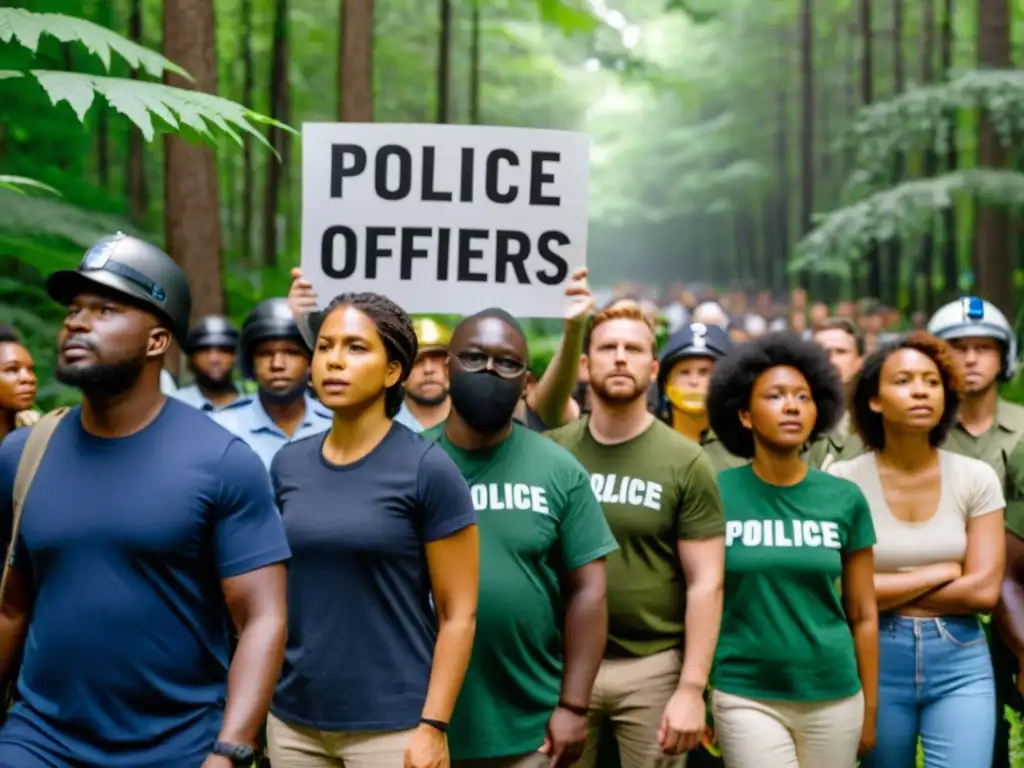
[0,400,291,768]
[270,423,476,731]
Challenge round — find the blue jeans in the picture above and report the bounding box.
[863,614,995,768]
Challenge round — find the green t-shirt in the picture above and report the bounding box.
[712,465,875,702]
[546,417,725,658]
[422,422,619,760]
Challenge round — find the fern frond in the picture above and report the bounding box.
[9,70,293,148]
[792,169,1024,272]
[0,189,145,252]
[0,176,61,196]
[0,8,190,79]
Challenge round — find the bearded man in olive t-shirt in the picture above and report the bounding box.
[547,305,726,768]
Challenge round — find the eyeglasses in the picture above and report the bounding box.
[455,351,527,379]
[81,234,167,302]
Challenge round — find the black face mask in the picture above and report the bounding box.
[449,370,523,434]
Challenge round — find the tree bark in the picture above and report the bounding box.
[437,0,452,123]
[338,0,375,121]
[940,0,958,300]
[974,0,1013,314]
[919,0,938,313]
[263,0,291,267]
[859,0,881,300]
[797,0,814,290]
[241,0,255,263]
[469,1,481,125]
[886,0,905,309]
[163,0,225,328]
[126,0,149,223]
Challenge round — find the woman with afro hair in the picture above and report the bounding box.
[828,333,1005,768]
[705,332,878,768]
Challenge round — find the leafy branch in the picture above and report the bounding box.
[0,176,60,196]
[792,169,1024,272]
[844,69,1024,192]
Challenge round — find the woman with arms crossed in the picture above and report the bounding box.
[267,292,480,768]
[830,333,1005,768]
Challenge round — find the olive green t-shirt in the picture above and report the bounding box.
[805,412,866,471]
[422,423,619,760]
[712,465,875,701]
[547,417,725,658]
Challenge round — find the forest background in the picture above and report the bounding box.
[1,0,1023,412]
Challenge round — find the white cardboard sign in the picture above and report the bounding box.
[300,123,590,318]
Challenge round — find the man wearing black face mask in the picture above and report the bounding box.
[213,298,332,470]
[421,308,618,768]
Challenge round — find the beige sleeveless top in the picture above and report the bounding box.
[828,449,1004,571]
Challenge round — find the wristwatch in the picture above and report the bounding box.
[211,741,255,766]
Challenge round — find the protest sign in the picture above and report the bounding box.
[301,123,589,317]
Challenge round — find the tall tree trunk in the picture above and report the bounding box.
[919,0,938,313]
[886,0,905,309]
[263,0,290,267]
[859,0,881,299]
[797,0,814,290]
[126,0,149,223]
[241,0,255,263]
[469,1,481,125]
[163,0,225,327]
[339,0,375,121]
[436,0,452,123]
[974,0,1013,314]
[940,0,958,300]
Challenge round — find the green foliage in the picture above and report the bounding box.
[0,7,189,78]
[844,69,1024,195]
[792,170,1024,272]
[0,175,60,195]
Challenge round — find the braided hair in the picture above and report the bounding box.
[320,293,419,418]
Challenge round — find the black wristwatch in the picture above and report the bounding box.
[211,741,255,766]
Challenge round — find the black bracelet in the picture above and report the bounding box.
[420,717,449,734]
[558,699,589,716]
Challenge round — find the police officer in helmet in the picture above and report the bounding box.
[0,233,289,767]
[392,318,453,433]
[173,316,251,413]
[929,296,1024,768]
[212,298,332,470]
[657,322,745,472]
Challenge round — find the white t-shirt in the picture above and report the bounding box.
[828,450,1004,571]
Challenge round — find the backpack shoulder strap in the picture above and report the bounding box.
[0,407,70,605]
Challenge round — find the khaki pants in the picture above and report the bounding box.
[711,689,864,768]
[576,648,687,768]
[266,712,415,767]
[454,754,548,768]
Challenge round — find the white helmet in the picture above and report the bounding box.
[927,296,1018,380]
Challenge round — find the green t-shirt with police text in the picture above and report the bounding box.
[712,465,875,701]
[546,417,724,658]
[422,423,619,760]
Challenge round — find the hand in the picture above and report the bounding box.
[538,706,587,768]
[200,755,234,768]
[564,267,596,327]
[657,685,706,755]
[857,712,877,758]
[288,267,319,321]
[404,723,449,768]
[14,410,40,428]
[929,561,962,582]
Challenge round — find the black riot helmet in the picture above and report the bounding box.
[46,233,192,343]
[239,298,309,380]
[185,315,240,355]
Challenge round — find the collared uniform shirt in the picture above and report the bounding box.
[701,429,748,473]
[393,402,425,433]
[172,384,252,414]
[944,399,1024,538]
[806,411,866,472]
[212,393,334,470]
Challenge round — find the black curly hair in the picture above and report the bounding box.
[0,325,21,345]
[707,331,844,459]
[850,332,962,451]
[320,292,419,419]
